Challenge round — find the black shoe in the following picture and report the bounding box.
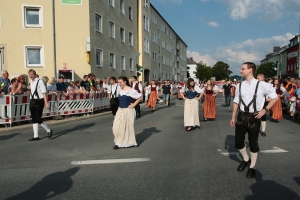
[261,132,266,137]
[246,168,256,178]
[237,159,251,172]
[151,110,155,112]
[28,137,39,141]
[202,119,207,122]
[191,126,195,130]
[48,130,53,139]
[113,145,119,150]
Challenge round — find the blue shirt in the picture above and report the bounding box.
[56,82,67,92]
[0,77,11,94]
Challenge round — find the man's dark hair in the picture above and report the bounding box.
[11,78,17,84]
[110,77,116,81]
[243,62,256,75]
[132,76,137,81]
[83,75,88,79]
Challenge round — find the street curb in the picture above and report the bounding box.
[0,111,112,134]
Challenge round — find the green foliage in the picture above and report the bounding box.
[255,63,276,78]
[194,62,212,81]
[211,61,232,80]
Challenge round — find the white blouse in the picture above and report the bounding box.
[119,89,142,99]
[180,85,204,93]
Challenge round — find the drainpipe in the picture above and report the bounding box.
[52,0,57,79]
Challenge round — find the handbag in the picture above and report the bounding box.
[110,84,119,105]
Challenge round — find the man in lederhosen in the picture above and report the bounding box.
[230,62,278,178]
[130,76,143,118]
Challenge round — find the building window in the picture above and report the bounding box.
[144,38,149,54]
[129,58,133,71]
[152,52,157,62]
[129,32,133,46]
[120,0,124,14]
[110,52,115,68]
[24,45,44,68]
[129,6,133,20]
[23,5,43,28]
[96,48,103,67]
[95,14,102,33]
[121,55,125,70]
[109,21,115,38]
[143,16,149,32]
[109,0,115,7]
[120,27,125,43]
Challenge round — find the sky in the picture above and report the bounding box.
[151,0,300,76]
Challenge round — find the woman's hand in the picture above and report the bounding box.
[128,103,135,109]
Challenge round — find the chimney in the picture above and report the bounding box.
[273,46,280,53]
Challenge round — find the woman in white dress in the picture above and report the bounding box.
[180,78,204,131]
[113,76,142,149]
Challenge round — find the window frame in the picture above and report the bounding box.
[120,55,125,71]
[24,45,45,68]
[129,58,133,71]
[120,0,125,14]
[95,48,103,68]
[22,5,43,28]
[120,27,125,43]
[109,21,115,38]
[95,13,102,33]
[109,52,116,69]
[129,32,133,46]
[128,6,133,20]
[109,0,115,7]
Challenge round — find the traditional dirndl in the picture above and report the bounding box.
[202,93,216,119]
[184,99,200,127]
[113,107,137,147]
[148,91,157,108]
[270,95,283,120]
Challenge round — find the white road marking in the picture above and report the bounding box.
[71,158,151,165]
[217,147,288,156]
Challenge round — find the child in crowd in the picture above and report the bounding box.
[67,81,79,94]
[289,96,296,122]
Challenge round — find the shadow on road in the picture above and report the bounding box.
[0,133,20,141]
[51,123,95,139]
[245,170,300,200]
[6,167,80,200]
[294,177,300,186]
[224,135,249,164]
[136,127,161,146]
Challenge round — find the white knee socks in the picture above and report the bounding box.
[261,121,266,132]
[41,121,50,132]
[33,123,39,138]
[239,147,249,162]
[250,152,258,168]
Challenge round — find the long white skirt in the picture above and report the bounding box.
[184,99,200,127]
[113,107,137,147]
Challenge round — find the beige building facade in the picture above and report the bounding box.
[0,0,187,82]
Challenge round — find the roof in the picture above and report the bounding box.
[187,57,197,64]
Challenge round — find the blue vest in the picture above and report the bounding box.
[186,90,198,99]
[118,95,133,108]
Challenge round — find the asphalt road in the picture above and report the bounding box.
[0,95,300,200]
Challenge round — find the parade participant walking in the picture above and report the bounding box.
[147,80,159,112]
[144,81,150,106]
[131,76,143,118]
[270,78,286,122]
[107,77,120,117]
[180,78,203,131]
[223,80,232,108]
[257,73,269,137]
[112,76,142,149]
[230,62,278,178]
[27,69,53,141]
[201,79,219,121]
[162,80,173,107]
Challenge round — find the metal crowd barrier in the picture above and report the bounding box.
[0,92,110,126]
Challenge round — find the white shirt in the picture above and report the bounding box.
[131,81,143,93]
[107,83,120,98]
[180,85,204,93]
[233,78,277,112]
[30,78,47,99]
[119,89,142,99]
[103,83,109,89]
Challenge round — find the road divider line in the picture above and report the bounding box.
[71,158,151,165]
[217,147,288,156]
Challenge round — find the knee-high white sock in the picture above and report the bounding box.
[250,152,258,168]
[33,123,39,138]
[41,121,50,132]
[239,147,249,162]
[261,121,266,132]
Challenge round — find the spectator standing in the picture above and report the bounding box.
[0,70,11,94]
[8,78,22,95]
[102,77,109,91]
[80,75,91,93]
[162,80,173,107]
[47,77,58,95]
[108,77,120,117]
[223,80,232,108]
[56,76,68,94]
[18,75,28,94]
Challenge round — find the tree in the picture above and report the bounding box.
[211,61,232,80]
[255,63,276,78]
[194,61,212,81]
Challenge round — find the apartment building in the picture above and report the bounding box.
[0,0,187,82]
